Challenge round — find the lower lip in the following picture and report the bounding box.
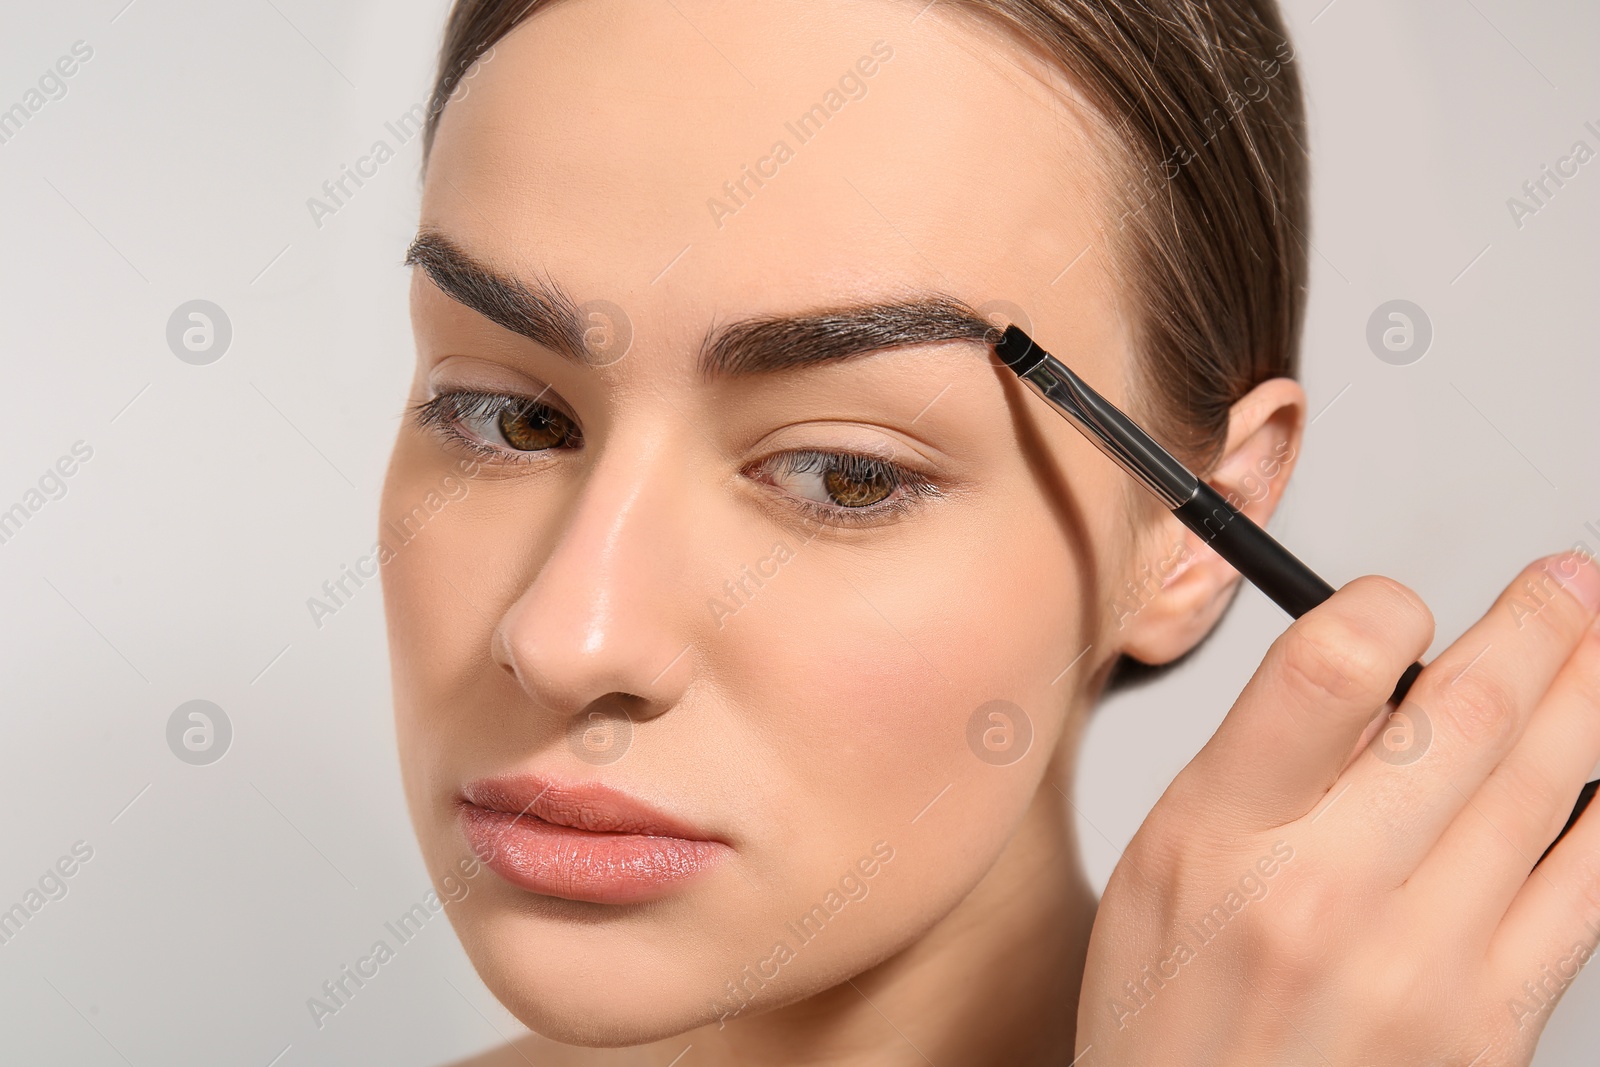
[458,803,729,904]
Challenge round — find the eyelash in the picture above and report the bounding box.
[754,449,942,528]
[411,390,580,460]
[410,389,941,527]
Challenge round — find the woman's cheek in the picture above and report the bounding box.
[719,542,1055,871]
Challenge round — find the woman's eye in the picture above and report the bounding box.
[757,449,939,525]
[823,463,893,508]
[488,402,577,451]
[413,390,582,457]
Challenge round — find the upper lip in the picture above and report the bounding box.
[460,774,720,842]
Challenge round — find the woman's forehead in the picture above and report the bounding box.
[421,0,1116,316]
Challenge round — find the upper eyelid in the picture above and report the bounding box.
[417,389,935,505]
[413,390,579,454]
[427,382,564,416]
[776,447,942,496]
[747,414,954,475]
[432,389,922,465]
[425,348,563,388]
[758,450,939,516]
[766,448,911,480]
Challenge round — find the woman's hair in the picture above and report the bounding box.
[417,0,1309,687]
[419,0,1308,472]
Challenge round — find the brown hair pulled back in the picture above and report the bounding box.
[419,0,1309,473]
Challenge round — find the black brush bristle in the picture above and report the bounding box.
[991,324,1043,373]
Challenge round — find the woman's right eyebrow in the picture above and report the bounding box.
[406,227,998,378]
[406,228,590,362]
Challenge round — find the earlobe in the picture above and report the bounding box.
[1113,377,1307,666]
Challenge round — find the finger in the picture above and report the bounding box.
[1182,573,1432,832]
[1486,740,1600,1038]
[1328,551,1600,881]
[1408,606,1600,930]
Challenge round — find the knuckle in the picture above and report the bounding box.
[1431,666,1521,749]
[1278,612,1389,705]
[1124,821,1183,876]
[1248,866,1342,975]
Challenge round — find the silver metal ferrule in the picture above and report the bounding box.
[1016,350,1199,510]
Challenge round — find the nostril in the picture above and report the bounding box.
[614,692,660,722]
[490,625,550,694]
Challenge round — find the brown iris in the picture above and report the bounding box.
[497,403,577,451]
[823,464,893,508]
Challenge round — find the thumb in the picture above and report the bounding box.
[1177,574,1434,833]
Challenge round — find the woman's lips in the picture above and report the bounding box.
[458,776,730,904]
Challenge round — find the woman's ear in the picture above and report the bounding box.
[1113,377,1307,665]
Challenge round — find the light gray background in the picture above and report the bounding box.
[1,1,1595,1064]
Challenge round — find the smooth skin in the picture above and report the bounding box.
[377,1,1600,1064]
[1076,554,1600,1065]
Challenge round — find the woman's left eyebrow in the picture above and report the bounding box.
[697,299,995,379]
[406,227,997,378]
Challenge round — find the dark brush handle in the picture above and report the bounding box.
[1173,480,1594,864]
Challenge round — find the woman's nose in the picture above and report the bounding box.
[489,433,704,729]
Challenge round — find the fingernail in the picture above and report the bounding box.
[1551,550,1600,614]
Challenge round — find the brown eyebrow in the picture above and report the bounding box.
[405,229,589,363]
[405,229,999,378]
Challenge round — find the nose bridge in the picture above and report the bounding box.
[493,422,701,718]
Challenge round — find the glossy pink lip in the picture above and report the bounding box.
[458,775,731,904]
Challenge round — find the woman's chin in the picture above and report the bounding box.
[472,969,727,1048]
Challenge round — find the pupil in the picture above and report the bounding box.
[824,466,892,508]
[498,405,570,451]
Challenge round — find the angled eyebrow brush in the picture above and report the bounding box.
[990,324,1598,854]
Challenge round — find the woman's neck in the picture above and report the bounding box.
[500,765,1098,1067]
[706,776,1095,1066]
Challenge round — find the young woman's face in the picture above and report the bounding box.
[383,0,1143,1044]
